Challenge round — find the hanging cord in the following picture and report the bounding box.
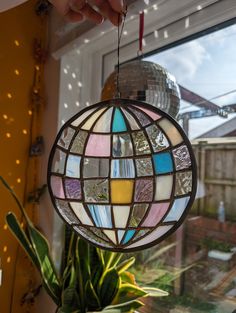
[138,11,144,57]
[116,6,128,98]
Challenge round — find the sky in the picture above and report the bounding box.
[145,23,236,139]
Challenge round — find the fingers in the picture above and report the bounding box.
[88,0,121,26]
[70,0,104,24]
[65,10,84,23]
[66,0,124,25]
[108,0,124,13]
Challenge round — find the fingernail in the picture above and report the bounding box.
[98,17,105,24]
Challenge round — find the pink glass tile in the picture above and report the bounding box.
[85,134,111,157]
[134,178,153,202]
[51,175,65,199]
[134,105,161,121]
[142,202,170,227]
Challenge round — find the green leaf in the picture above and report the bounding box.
[104,299,144,312]
[120,271,136,285]
[77,238,90,283]
[6,213,39,269]
[90,247,104,290]
[85,280,101,309]
[28,226,61,305]
[1,176,61,305]
[142,286,169,297]
[98,268,120,307]
[116,257,135,274]
[112,283,147,305]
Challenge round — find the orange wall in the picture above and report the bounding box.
[0,1,47,312]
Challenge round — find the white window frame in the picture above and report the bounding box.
[53,0,236,111]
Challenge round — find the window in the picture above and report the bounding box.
[54,0,236,311]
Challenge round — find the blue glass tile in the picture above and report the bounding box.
[111,159,135,178]
[112,108,127,132]
[153,152,173,174]
[88,205,112,228]
[163,196,190,222]
[66,155,81,177]
[122,230,136,244]
[117,230,126,243]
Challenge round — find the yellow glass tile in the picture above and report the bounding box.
[111,180,134,204]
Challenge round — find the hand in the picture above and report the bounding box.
[49,0,124,26]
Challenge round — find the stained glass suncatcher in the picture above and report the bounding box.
[48,99,197,252]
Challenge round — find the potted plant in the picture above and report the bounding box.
[0,176,168,313]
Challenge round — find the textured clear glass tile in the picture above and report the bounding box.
[113,205,131,228]
[51,148,66,174]
[74,226,112,247]
[84,179,109,203]
[121,109,140,130]
[131,229,152,241]
[133,105,161,121]
[70,130,88,154]
[129,204,149,227]
[58,127,75,149]
[66,155,81,177]
[155,175,173,201]
[122,230,136,244]
[126,225,173,248]
[163,196,190,222]
[71,107,97,127]
[153,152,173,174]
[127,107,151,127]
[81,108,106,130]
[142,202,169,227]
[113,134,133,157]
[64,178,81,199]
[51,176,65,198]
[132,131,151,155]
[70,202,93,226]
[135,158,153,177]
[88,205,112,228]
[146,124,169,152]
[111,159,135,178]
[83,158,109,178]
[90,227,110,242]
[134,179,153,202]
[85,134,111,157]
[112,108,127,132]
[55,199,79,224]
[158,118,182,146]
[175,171,192,196]
[172,145,191,170]
[93,108,113,133]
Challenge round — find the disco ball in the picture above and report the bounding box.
[101,60,181,118]
[48,98,196,252]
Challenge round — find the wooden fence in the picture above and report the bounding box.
[191,137,236,221]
